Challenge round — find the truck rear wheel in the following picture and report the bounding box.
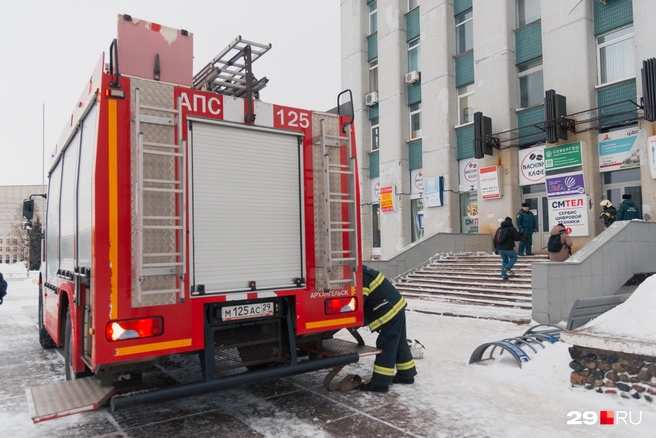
[38,287,56,349]
[65,310,89,380]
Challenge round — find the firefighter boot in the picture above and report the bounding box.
[359,382,389,393]
[392,375,415,384]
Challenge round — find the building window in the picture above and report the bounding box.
[410,103,422,139]
[597,25,635,86]
[369,59,378,93]
[372,204,381,248]
[458,84,475,125]
[408,0,419,12]
[371,117,380,151]
[408,37,420,72]
[455,9,473,55]
[369,1,378,34]
[518,58,544,108]
[516,0,540,28]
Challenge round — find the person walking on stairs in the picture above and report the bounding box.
[493,217,524,280]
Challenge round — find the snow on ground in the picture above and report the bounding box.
[576,274,656,344]
[0,262,30,279]
[405,297,531,323]
[2,277,656,437]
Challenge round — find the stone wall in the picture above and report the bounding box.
[569,345,656,402]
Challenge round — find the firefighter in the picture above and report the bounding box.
[359,265,417,392]
[599,200,617,228]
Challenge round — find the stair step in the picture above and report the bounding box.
[397,280,531,295]
[398,288,532,304]
[408,273,532,283]
[402,292,531,310]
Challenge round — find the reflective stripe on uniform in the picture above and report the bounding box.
[368,296,407,331]
[396,359,415,371]
[363,287,370,296]
[366,273,385,296]
[373,364,395,377]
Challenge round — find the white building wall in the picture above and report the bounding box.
[420,0,459,235]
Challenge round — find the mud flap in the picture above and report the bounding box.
[26,377,114,423]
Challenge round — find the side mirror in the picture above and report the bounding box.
[337,89,354,129]
[23,199,34,220]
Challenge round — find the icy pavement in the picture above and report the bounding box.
[0,276,655,437]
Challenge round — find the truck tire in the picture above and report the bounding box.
[65,310,89,380]
[38,288,56,349]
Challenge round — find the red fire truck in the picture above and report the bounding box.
[24,14,374,422]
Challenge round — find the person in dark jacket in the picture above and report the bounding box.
[516,203,537,256]
[599,200,617,228]
[493,217,525,280]
[359,265,417,393]
[0,272,7,305]
[615,194,642,221]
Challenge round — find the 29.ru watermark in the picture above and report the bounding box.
[567,411,642,425]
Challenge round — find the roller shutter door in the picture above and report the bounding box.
[190,122,303,293]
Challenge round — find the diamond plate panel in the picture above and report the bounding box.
[312,114,356,290]
[28,377,115,423]
[130,78,179,307]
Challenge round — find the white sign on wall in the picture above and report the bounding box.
[548,195,589,237]
[518,145,546,186]
[371,178,380,203]
[423,176,444,207]
[410,169,424,195]
[649,136,656,179]
[479,165,502,200]
[459,158,479,191]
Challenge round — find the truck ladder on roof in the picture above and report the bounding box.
[135,88,187,303]
[316,120,359,291]
[192,36,271,98]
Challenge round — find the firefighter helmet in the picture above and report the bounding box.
[600,200,612,208]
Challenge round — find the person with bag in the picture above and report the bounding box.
[0,272,7,305]
[493,217,524,280]
[599,200,617,229]
[547,223,573,262]
[516,202,537,256]
[359,265,417,393]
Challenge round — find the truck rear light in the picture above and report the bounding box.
[105,317,163,342]
[325,297,358,315]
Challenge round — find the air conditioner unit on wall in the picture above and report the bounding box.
[405,71,420,85]
[365,91,379,107]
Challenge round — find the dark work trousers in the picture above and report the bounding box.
[370,310,417,385]
[518,233,533,255]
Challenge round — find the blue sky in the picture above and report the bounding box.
[0,0,340,186]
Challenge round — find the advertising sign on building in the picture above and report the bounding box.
[410,169,424,195]
[371,178,380,203]
[423,176,444,207]
[518,145,546,186]
[598,128,640,172]
[479,165,502,200]
[380,186,394,212]
[544,142,583,171]
[459,158,479,191]
[545,171,586,198]
[648,136,656,179]
[461,191,478,234]
[548,195,589,237]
